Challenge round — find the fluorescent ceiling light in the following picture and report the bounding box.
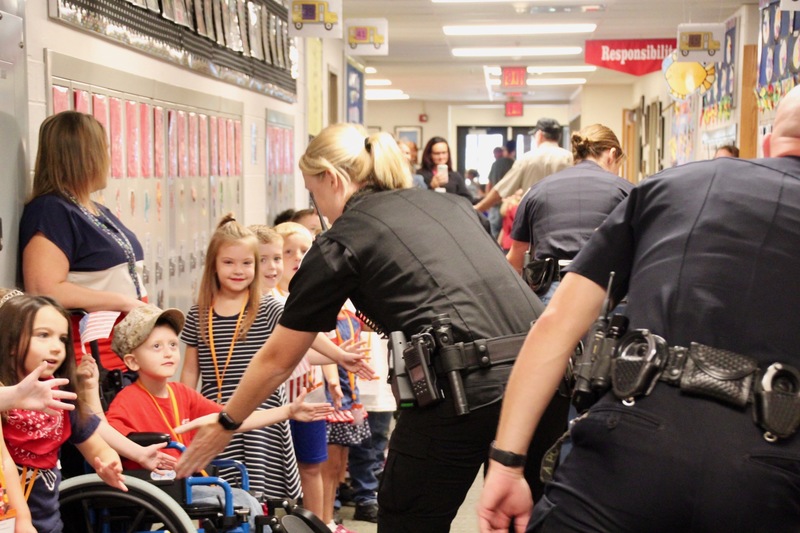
[433,0,522,2]
[453,46,582,58]
[444,23,596,36]
[365,79,392,86]
[489,78,586,86]
[527,78,586,85]
[484,65,597,76]
[365,66,377,74]
[365,89,410,100]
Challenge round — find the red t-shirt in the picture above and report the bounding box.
[105,381,221,470]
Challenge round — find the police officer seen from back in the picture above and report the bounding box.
[479,87,800,533]
[507,124,633,304]
[177,123,570,532]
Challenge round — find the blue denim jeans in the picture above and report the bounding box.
[348,411,393,505]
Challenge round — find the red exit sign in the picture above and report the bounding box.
[501,67,527,88]
[505,101,523,117]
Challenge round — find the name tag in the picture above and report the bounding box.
[0,515,16,532]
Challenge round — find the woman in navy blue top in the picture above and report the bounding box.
[19,111,146,371]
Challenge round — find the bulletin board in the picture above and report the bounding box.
[756,0,800,113]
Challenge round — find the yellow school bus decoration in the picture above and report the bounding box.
[292,1,338,31]
[679,31,721,57]
[349,26,385,49]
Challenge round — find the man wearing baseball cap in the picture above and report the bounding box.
[474,118,573,213]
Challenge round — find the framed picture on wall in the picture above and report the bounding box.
[395,126,422,147]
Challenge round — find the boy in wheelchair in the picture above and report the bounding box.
[81,304,333,531]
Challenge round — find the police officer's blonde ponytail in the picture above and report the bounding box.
[299,123,411,191]
[571,124,624,163]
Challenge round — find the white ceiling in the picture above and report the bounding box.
[342,0,753,103]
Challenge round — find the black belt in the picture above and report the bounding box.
[433,333,526,375]
[610,334,800,440]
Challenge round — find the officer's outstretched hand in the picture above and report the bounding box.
[478,462,532,533]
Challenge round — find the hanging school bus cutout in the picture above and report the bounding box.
[292,1,338,30]
[348,26,385,49]
[679,31,721,56]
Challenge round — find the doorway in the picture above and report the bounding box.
[455,126,532,181]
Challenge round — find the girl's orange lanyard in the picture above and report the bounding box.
[207,299,247,403]
[0,425,17,519]
[335,312,360,404]
[19,466,37,504]
[135,382,209,477]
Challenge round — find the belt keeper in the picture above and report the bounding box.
[475,340,491,367]
[439,343,467,373]
[661,346,689,385]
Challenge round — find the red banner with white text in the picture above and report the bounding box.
[585,39,676,76]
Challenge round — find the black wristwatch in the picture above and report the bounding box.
[489,440,527,468]
[217,411,242,431]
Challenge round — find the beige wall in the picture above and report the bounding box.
[579,85,634,141]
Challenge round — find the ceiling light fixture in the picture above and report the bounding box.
[365,67,377,74]
[365,79,392,86]
[443,23,596,36]
[484,65,597,76]
[453,46,582,58]
[526,78,586,86]
[365,89,410,100]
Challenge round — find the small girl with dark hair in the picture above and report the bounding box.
[0,295,125,532]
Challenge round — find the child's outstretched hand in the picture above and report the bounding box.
[289,388,334,422]
[174,413,216,435]
[137,442,178,474]
[12,362,77,415]
[336,339,376,381]
[93,455,128,492]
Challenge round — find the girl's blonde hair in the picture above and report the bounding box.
[31,111,109,202]
[197,214,261,344]
[298,123,411,192]
[273,222,313,242]
[248,225,283,246]
[571,124,624,163]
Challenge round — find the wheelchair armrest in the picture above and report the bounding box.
[127,432,171,447]
[209,459,250,492]
[185,476,237,517]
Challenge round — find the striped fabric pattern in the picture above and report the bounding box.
[181,295,301,499]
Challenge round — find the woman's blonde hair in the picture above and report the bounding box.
[197,214,261,344]
[31,111,109,201]
[571,124,624,163]
[298,123,411,191]
[248,224,283,246]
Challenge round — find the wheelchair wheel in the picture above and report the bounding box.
[60,474,196,533]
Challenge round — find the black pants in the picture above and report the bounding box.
[528,387,800,533]
[377,392,569,533]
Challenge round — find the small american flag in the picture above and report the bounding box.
[78,311,121,354]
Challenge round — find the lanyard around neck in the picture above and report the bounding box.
[136,381,184,444]
[335,311,359,402]
[208,299,248,403]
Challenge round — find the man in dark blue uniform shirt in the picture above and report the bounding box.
[479,87,800,532]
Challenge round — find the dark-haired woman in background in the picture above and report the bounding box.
[418,136,473,201]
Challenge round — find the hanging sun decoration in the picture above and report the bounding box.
[662,51,716,100]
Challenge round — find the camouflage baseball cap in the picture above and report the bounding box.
[111,304,185,357]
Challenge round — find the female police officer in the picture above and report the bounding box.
[177,123,569,531]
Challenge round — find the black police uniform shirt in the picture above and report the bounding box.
[280,187,544,408]
[567,155,800,367]
[511,159,634,262]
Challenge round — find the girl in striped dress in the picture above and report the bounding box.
[180,215,302,501]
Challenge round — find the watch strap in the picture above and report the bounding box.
[489,440,527,468]
[218,411,243,431]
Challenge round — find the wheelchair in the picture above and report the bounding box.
[59,433,331,533]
